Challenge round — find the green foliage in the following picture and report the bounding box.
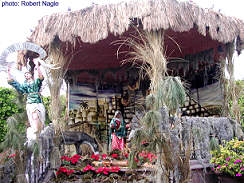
[143,110,162,138]
[0,113,27,152]
[59,95,67,117]
[0,110,28,181]
[0,87,23,143]
[42,96,52,124]
[236,80,244,130]
[209,137,220,152]
[42,95,66,125]
[132,128,147,151]
[210,139,244,177]
[128,151,137,169]
[129,76,187,170]
[0,90,27,152]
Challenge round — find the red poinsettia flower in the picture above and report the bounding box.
[83,164,96,172]
[56,166,68,175]
[71,158,78,164]
[59,167,68,172]
[141,141,148,145]
[101,154,107,159]
[111,154,118,158]
[122,153,129,159]
[96,167,111,175]
[56,167,75,176]
[110,166,120,173]
[138,152,146,159]
[67,169,75,175]
[8,154,16,158]
[72,154,81,159]
[56,170,62,176]
[134,157,139,162]
[61,156,71,162]
[96,167,104,174]
[147,153,156,162]
[104,167,111,172]
[91,154,100,160]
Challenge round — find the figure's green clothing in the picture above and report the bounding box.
[109,118,126,145]
[8,78,43,104]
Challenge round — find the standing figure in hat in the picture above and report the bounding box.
[109,110,128,152]
[7,60,45,141]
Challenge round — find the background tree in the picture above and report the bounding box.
[42,95,67,125]
[0,112,28,183]
[0,87,24,143]
[0,90,27,183]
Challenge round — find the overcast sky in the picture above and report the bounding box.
[0,0,243,92]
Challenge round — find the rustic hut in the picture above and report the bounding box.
[25,0,244,146]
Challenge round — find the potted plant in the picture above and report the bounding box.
[210,138,244,183]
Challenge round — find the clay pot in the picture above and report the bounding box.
[111,160,128,167]
[102,161,111,167]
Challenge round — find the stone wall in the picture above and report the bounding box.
[169,116,243,161]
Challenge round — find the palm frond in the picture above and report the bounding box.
[159,76,186,115]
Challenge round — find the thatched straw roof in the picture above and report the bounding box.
[30,0,244,50]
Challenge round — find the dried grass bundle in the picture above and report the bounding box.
[118,29,186,116]
[30,0,244,50]
[122,30,167,95]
